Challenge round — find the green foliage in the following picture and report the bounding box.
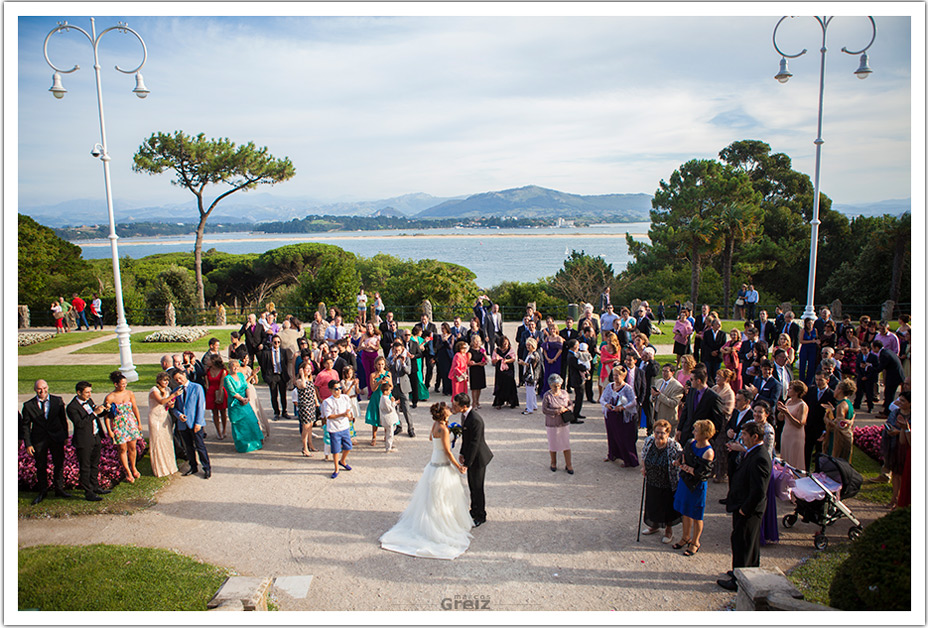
[486,280,563,316]
[787,546,852,607]
[145,265,198,316]
[829,507,910,611]
[549,250,617,304]
[18,544,228,610]
[357,253,481,311]
[256,243,360,311]
[18,214,93,311]
[133,130,296,307]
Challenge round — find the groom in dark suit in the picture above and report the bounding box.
[66,381,112,501]
[453,393,494,527]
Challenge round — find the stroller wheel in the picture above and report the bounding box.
[848,526,863,541]
[813,533,829,551]
[783,514,798,529]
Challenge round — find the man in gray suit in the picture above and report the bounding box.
[387,339,415,438]
[651,363,685,434]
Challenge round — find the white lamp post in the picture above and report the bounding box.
[44,18,150,381]
[772,16,876,322]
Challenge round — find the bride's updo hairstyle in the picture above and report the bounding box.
[430,402,450,422]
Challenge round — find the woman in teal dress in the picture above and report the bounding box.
[409,325,430,406]
[365,356,392,446]
[223,359,264,453]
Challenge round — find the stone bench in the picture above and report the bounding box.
[734,567,836,611]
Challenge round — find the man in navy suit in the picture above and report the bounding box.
[754,310,777,347]
[676,369,726,444]
[854,342,879,413]
[473,295,497,352]
[752,360,782,407]
[781,312,800,349]
[171,370,211,479]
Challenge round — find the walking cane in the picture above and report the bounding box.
[636,472,646,542]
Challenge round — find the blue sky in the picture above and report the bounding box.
[12,5,919,209]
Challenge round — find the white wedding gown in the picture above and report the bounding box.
[380,437,473,560]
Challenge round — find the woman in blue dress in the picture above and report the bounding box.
[672,419,715,556]
[539,320,564,396]
[223,359,264,453]
[798,317,819,386]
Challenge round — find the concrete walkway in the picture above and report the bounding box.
[17,325,885,611]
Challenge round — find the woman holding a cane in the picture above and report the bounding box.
[640,419,683,544]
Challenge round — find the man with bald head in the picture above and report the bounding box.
[21,380,72,504]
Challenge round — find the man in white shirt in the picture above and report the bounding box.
[324,315,346,349]
[90,293,104,329]
[744,285,759,321]
[321,380,354,478]
[599,304,619,338]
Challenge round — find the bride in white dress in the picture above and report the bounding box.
[380,402,473,560]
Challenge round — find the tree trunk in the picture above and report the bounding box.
[690,239,702,305]
[194,214,208,309]
[722,236,734,318]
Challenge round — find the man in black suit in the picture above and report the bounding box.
[566,341,589,422]
[854,342,878,413]
[240,313,265,363]
[770,348,793,448]
[66,381,113,501]
[559,316,579,344]
[517,318,543,386]
[738,326,757,384]
[676,369,726,444]
[803,371,834,471]
[722,389,755,485]
[380,320,398,355]
[701,318,727,382]
[717,420,772,591]
[378,311,395,337]
[781,311,800,349]
[752,360,782,408]
[258,334,292,419]
[473,295,497,352]
[21,379,72,504]
[692,304,710,363]
[637,348,660,435]
[872,339,905,416]
[453,393,494,527]
[754,310,777,346]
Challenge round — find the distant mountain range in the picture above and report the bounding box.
[20,186,910,228]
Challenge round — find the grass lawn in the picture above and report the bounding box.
[74,327,231,355]
[18,453,176,518]
[786,545,851,607]
[18,331,112,356]
[18,544,229,611]
[18,364,165,395]
[849,445,893,505]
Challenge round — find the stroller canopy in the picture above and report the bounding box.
[814,453,863,500]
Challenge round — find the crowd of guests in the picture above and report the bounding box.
[49,293,103,333]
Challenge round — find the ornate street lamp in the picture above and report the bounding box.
[44,18,150,381]
[772,16,877,322]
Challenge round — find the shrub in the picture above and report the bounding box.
[143,327,210,343]
[18,332,55,347]
[852,424,883,464]
[18,437,147,491]
[829,507,910,610]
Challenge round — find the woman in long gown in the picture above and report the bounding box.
[365,356,391,447]
[148,371,181,477]
[491,336,519,409]
[241,362,270,438]
[434,323,454,396]
[380,402,472,559]
[449,341,470,398]
[204,355,229,440]
[777,380,809,470]
[467,336,487,409]
[823,379,856,461]
[409,325,431,406]
[223,359,264,453]
[539,322,564,396]
[104,371,143,483]
[600,365,638,467]
[359,323,381,398]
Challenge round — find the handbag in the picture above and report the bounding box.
[735,298,745,306]
[560,409,575,424]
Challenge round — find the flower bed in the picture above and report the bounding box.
[143,327,209,343]
[853,424,883,464]
[18,437,147,491]
[18,332,55,347]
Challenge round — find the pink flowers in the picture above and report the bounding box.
[853,424,883,464]
[18,437,147,491]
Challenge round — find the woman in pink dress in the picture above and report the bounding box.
[359,322,382,399]
[449,341,470,397]
[720,329,742,392]
[598,332,621,400]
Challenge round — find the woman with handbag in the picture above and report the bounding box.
[449,341,470,398]
[50,300,66,334]
[599,365,638,467]
[671,419,715,556]
[541,374,574,473]
[204,355,229,440]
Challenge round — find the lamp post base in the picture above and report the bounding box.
[114,321,139,382]
[800,305,818,322]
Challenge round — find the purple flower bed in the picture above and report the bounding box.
[853,424,883,464]
[18,437,147,491]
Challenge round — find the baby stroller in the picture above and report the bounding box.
[779,453,864,550]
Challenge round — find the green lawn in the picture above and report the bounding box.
[18,331,112,356]
[18,453,175,518]
[787,545,851,606]
[73,327,231,355]
[849,445,893,505]
[18,544,228,611]
[18,364,166,395]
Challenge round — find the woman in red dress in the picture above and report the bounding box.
[720,328,742,392]
[449,340,470,397]
[205,354,229,440]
